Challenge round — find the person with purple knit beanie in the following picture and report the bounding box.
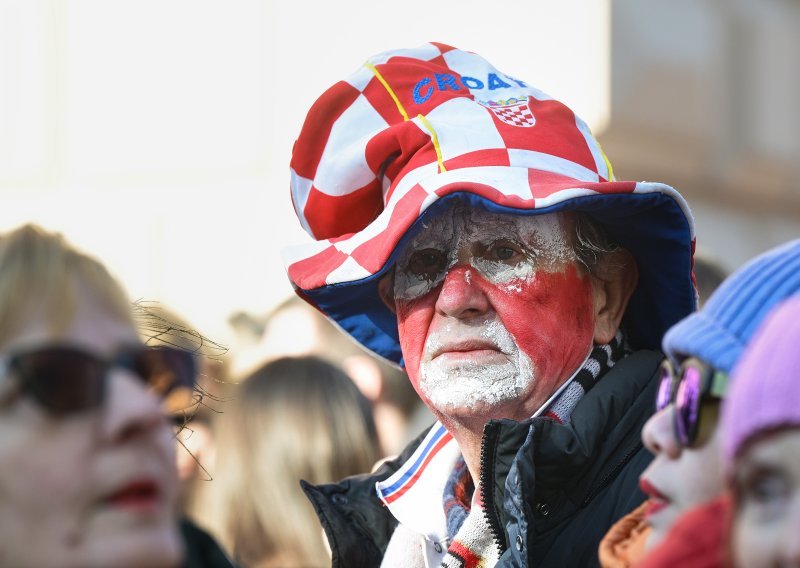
[723,295,800,568]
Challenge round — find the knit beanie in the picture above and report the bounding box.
[662,239,800,373]
[721,295,800,471]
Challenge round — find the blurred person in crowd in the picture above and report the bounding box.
[599,239,800,567]
[283,43,696,566]
[134,301,232,515]
[724,295,800,568]
[231,294,432,458]
[638,294,800,568]
[190,355,381,568]
[693,251,728,308]
[0,224,234,567]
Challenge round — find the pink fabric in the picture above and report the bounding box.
[721,295,800,470]
[636,495,731,568]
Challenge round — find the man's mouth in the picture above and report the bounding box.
[639,478,671,518]
[429,340,504,361]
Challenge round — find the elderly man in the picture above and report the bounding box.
[283,43,696,567]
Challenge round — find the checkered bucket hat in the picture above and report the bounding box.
[283,42,696,366]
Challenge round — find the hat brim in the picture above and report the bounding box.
[287,177,696,366]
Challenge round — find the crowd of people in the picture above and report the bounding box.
[0,41,798,568]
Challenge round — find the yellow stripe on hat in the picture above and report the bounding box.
[364,62,409,122]
[598,141,615,181]
[416,114,447,173]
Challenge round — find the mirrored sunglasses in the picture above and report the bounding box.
[656,357,728,448]
[0,344,197,417]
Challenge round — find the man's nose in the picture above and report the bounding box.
[434,265,490,318]
[641,405,682,460]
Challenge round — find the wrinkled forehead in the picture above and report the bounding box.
[402,205,573,252]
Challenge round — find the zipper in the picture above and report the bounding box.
[581,440,643,507]
[479,421,509,555]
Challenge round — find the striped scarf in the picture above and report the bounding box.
[440,332,630,566]
[543,330,630,424]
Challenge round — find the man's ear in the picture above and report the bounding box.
[591,248,638,344]
[377,274,397,314]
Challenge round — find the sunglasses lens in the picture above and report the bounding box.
[655,365,674,412]
[674,366,702,446]
[9,346,198,417]
[14,348,105,414]
[129,348,197,414]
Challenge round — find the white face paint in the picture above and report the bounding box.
[419,317,534,410]
[393,207,576,301]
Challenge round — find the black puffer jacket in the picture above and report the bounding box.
[302,350,662,567]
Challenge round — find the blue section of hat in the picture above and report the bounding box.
[663,239,800,373]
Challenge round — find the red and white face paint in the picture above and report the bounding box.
[392,207,596,421]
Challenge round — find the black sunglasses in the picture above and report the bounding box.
[0,344,197,417]
[656,357,728,448]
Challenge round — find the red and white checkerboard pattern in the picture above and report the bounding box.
[489,103,536,127]
[285,42,692,293]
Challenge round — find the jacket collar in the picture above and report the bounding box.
[529,349,662,493]
[375,422,461,542]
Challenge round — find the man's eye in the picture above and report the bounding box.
[407,249,446,277]
[495,247,516,261]
[489,241,524,262]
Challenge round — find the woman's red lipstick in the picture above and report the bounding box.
[104,479,160,513]
[640,478,669,518]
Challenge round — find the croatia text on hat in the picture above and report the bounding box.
[413,72,528,104]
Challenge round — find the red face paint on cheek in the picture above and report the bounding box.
[396,291,438,394]
[494,264,595,398]
[395,263,596,410]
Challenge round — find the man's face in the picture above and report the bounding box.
[388,207,597,423]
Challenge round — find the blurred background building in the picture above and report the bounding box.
[601,0,800,269]
[1,0,797,357]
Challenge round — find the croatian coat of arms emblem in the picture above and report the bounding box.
[478,96,536,128]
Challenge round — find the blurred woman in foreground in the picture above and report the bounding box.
[0,224,232,568]
[599,240,800,567]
